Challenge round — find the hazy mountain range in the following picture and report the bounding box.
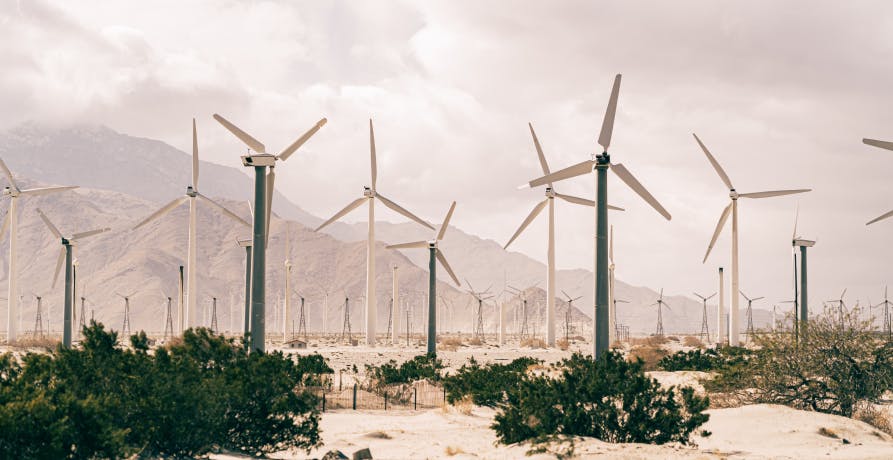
[0,123,776,338]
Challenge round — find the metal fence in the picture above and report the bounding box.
[308,380,445,411]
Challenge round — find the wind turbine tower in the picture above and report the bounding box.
[694,134,810,346]
[694,292,715,343]
[740,291,763,340]
[651,289,671,337]
[792,206,815,337]
[526,75,672,357]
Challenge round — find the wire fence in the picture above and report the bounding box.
[307,380,446,412]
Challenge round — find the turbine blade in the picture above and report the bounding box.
[72,227,110,240]
[739,189,811,199]
[528,160,592,188]
[19,186,78,197]
[598,74,621,151]
[0,158,17,190]
[753,297,765,301]
[369,119,377,191]
[386,240,428,250]
[554,192,593,207]
[610,163,671,220]
[212,114,266,154]
[793,203,800,240]
[36,208,63,239]
[192,118,199,190]
[265,168,274,246]
[278,118,327,161]
[436,201,457,241]
[196,193,251,226]
[376,193,435,230]
[703,202,732,263]
[315,197,367,231]
[867,209,893,226]
[528,123,551,186]
[863,138,893,151]
[133,196,188,229]
[692,133,734,190]
[436,249,461,287]
[503,199,548,249]
[52,247,65,289]
[841,288,847,300]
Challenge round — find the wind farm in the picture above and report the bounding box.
[2,2,893,458]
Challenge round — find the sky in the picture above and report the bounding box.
[2,0,893,311]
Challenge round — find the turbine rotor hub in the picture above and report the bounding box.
[729,189,739,199]
[545,187,555,198]
[186,186,197,197]
[363,186,374,198]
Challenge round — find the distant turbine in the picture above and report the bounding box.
[650,288,671,337]
[386,201,461,354]
[525,75,672,357]
[825,288,848,327]
[316,120,434,346]
[0,158,77,343]
[739,290,764,340]
[694,133,810,346]
[35,208,109,348]
[214,113,326,352]
[134,120,249,335]
[505,123,623,347]
[693,291,716,343]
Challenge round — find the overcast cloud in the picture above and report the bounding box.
[3,0,893,310]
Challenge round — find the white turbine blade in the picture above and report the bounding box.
[554,192,593,207]
[369,119,377,191]
[793,203,800,240]
[528,160,592,188]
[739,189,811,199]
[436,201,457,241]
[436,249,461,287]
[265,168,275,245]
[0,158,17,190]
[376,193,435,230]
[610,163,671,220]
[528,123,552,187]
[20,185,78,197]
[841,288,847,300]
[386,240,428,250]
[692,133,734,190]
[503,199,548,249]
[707,293,716,300]
[278,118,327,161]
[315,197,367,231]
[212,114,266,154]
[246,200,253,220]
[36,208,63,239]
[0,210,9,242]
[598,74,621,151]
[740,291,750,302]
[52,247,65,289]
[753,297,765,302]
[133,196,188,229]
[867,209,893,226]
[192,118,199,189]
[703,202,732,263]
[863,138,893,151]
[72,227,110,240]
[196,193,250,226]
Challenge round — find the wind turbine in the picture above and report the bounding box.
[505,123,623,347]
[214,113,326,352]
[791,205,815,337]
[826,289,848,327]
[116,291,136,338]
[693,291,716,343]
[651,289,671,337]
[693,133,810,346]
[524,75,672,357]
[282,223,293,345]
[316,120,433,347]
[134,119,249,335]
[874,286,892,340]
[35,208,109,348]
[739,291,764,340]
[386,202,460,354]
[466,281,493,341]
[561,290,582,343]
[0,158,77,343]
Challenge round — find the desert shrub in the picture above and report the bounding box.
[630,335,668,347]
[467,337,483,346]
[492,352,709,448]
[443,356,541,407]
[628,344,668,370]
[521,338,547,349]
[556,338,570,351]
[683,336,705,348]
[659,348,720,371]
[855,406,893,436]
[295,353,334,386]
[0,322,324,459]
[708,308,893,417]
[365,354,444,389]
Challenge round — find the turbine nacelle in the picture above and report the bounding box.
[186,185,197,197]
[729,189,739,199]
[363,186,374,198]
[544,187,555,198]
[2,187,14,197]
[240,153,277,167]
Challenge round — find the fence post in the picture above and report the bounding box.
[322,392,326,412]
[339,370,343,391]
[353,383,357,410]
[384,392,388,411]
[413,387,418,410]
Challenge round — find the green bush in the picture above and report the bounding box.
[658,346,754,372]
[443,356,540,407]
[365,354,444,388]
[0,322,324,459]
[492,352,709,447]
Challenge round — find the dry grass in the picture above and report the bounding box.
[628,344,668,371]
[629,335,669,347]
[9,336,60,349]
[556,338,570,351]
[364,431,392,439]
[521,338,547,349]
[818,427,839,439]
[683,336,705,348]
[855,406,893,436]
[438,336,462,352]
[445,446,466,456]
[467,337,483,346]
[451,395,474,416]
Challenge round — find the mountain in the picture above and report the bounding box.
[0,123,773,337]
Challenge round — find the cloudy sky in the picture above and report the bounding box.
[3,0,893,311]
